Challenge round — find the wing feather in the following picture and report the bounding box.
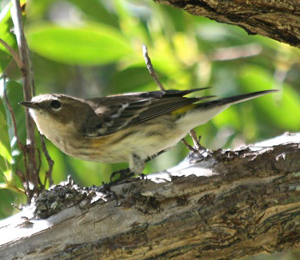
[82,88,212,138]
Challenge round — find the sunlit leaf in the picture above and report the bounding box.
[0,3,17,74]
[0,141,12,164]
[26,23,133,65]
[0,103,10,154]
[0,183,8,189]
[0,83,11,183]
[3,169,11,182]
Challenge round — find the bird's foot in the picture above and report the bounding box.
[95,183,119,206]
[110,168,135,183]
[95,169,136,206]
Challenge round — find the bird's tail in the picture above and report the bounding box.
[176,89,278,130]
[196,89,278,109]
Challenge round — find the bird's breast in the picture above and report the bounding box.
[30,110,189,164]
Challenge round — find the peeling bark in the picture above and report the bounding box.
[153,0,300,48]
[1,133,300,260]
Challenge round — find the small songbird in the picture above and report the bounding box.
[20,88,277,176]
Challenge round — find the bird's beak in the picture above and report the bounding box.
[19,101,40,109]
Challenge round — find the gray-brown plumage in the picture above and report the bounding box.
[20,88,278,174]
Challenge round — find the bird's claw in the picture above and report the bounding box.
[96,183,120,206]
[110,168,134,183]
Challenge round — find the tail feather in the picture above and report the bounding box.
[197,89,278,108]
[176,89,278,130]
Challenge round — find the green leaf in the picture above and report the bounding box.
[0,141,12,165]
[0,108,7,127]
[0,80,26,174]
[0,3,18,74]
[111,66,156,92]
[26,23,133,65]
[0,85,11,181]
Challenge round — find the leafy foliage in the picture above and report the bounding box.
[0,2,16,73]
[26,23,133,65]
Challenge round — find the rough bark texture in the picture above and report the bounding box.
[1,133,300,260]
[153,0,300,48]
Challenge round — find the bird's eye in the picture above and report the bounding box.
[50,100,61,110]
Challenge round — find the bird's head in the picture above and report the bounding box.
[20,94,92,137]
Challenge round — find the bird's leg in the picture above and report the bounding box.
[143,44,206,154]
[181,138,197,152]
[109,153,145,183]
[182,130,206,152]
[185,130,213,163]
[181,130,211,164]
[138,149,168,180]
[100,150,169,203]
[109,150,168,183]
[189,129,206,151]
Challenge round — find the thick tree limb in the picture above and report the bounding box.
[1,133,300,260]
[153,0,300,48]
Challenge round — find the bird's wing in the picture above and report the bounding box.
[82,88,213,138]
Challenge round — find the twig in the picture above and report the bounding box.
[37,148,42,180]
[0,38,23,69]
[36,149,43,188]
[24,40,36,96]
[142,44,165,91]
[11,0,39,198]
[41,135,54,187]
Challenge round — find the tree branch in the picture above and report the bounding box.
[1,133,300,260]
[153,0,300,48]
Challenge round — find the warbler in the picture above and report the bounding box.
[20,88,277,176]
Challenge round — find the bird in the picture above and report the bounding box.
[20,88,277,177]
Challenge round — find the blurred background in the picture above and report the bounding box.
[0,1,300,257]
